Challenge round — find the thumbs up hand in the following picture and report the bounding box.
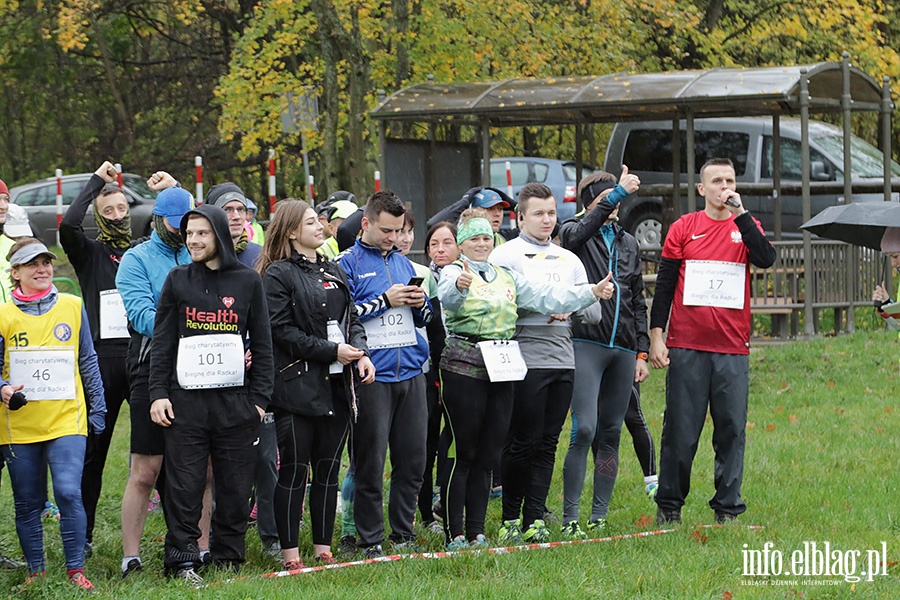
[619,164,640,194]
[456,260,474,292]
[592,271,615,300]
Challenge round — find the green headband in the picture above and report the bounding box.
[457,218,493,244]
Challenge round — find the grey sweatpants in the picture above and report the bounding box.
[562,342,636,523]
[655,347,749,517]
[352,375,427,547]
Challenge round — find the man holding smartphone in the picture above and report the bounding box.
[335,191,432,557]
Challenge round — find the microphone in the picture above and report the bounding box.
[724,195,740,208]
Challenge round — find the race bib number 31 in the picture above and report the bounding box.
[363,307,417,350]
[176,334,245,389]
[477,340,528,382]
[683,260,746,310]
[9,348,77,401]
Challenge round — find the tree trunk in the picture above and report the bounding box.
[310,0,342,197]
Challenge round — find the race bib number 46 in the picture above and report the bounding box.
[176,334,245,389]
[363,307,417,350]
[8,348,76,401]
[683,260,746,310]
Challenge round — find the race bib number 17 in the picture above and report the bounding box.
[683,260,746,310]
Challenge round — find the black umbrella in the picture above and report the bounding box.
[800,201,900,251]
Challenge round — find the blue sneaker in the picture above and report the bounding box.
[468,534,489,549]
[447,535,468,551]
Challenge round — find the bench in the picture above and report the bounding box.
[751,297,800,337]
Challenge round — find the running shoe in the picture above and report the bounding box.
[523,519,551,543]
[392,539,423,553]
[468,534,489,549]
[426,520,445,535]
[585,518,607,534]
[121,558,142,579]
[363,544,384,559]
[315,552,337,565]
[498,519,524,545]
[446,535,468,551]
[83,542,93,560]
[646,482,659,500]
[0,553,25,570]
[431,498,444,523]
[656,507,681,525]
[68,570,94,591]
[147,490,162,513]
[715,511,738,524]
[489,486,503,500]
[174,566,203,586]
[21,571,44,587]
[337,535,357,558]
[41,501,60,522]
[283,558,305,571]
[561,521,587,540]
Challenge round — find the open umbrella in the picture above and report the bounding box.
[800,201,900,251]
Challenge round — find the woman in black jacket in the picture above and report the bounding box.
[257,200,375,569]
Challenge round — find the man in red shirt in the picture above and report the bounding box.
[649,158,775,525]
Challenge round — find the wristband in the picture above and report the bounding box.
[637,352,649,361]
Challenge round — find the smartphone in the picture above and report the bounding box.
[408,276,425,287]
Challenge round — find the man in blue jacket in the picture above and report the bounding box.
[336,191,432,558]
[115,176,192,577]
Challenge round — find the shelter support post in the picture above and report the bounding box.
[686,112,695,214]
[842,53,855,332]
[773,116,782,241]
[801,69,815,335]
[481,120,491,187]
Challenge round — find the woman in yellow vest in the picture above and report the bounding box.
[0,239,106,590]
[436,209,613,550]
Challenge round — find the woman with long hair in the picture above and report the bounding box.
[258,200,375,568]
[437,209,613,549]
[0,238,106,589]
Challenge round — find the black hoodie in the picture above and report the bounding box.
[148,204,274,416]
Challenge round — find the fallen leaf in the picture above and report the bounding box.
[843,503,852,511]
[777,385,791,395]
[746,422,756,429]
[765,424,776,431]
[789,414,799,424]
[635,513,653,527]
[775,406,784,413]
[876,427,885,433]
[822,355,830,362]
[691,529,708,544]
[780,381,788,388]
[828,380,835,387]
[865,387,874,393]
[887,406,893,413]
[722,592,733,600]
[835,407,845,414]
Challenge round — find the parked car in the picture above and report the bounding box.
[9,173,158,246]
[603,117,900,251]
[489,157,593,223]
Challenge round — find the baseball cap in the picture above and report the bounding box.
[153,187,194,224]
[4,204,32,238]
[328,200,359,222]
[472,189,510,209]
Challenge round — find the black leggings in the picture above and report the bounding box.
[417,373,442,523]
[274,389,350,548]
[623,382,656,478]
[439,370,514,541]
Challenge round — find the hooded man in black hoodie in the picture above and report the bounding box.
[148,204,274,584]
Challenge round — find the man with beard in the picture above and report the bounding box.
[150,204,273,583]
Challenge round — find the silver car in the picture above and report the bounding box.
[8,173,158,246]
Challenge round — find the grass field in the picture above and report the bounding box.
[0,317,896,598]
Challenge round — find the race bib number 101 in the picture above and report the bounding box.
[176,334,245,389]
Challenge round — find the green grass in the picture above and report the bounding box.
[0,329,897,598]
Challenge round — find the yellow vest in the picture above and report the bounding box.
[0,294,86,444]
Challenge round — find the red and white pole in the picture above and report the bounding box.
[195,156,203,204]
[115,163,123,188]
[55,168,63,245]
[307,175,315,204]
[374,170,381,192]
[268,149,276,214]
[506,161,517,229]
